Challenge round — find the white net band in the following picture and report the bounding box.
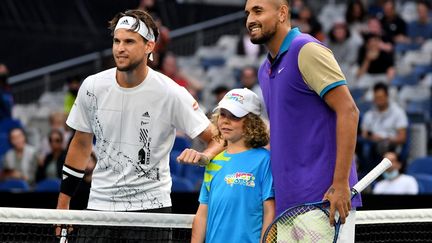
[356,208,432,224]
[0,207,194,228]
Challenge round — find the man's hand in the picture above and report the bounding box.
[322,183,351,226]
[55,193,72,236]
[177,148,210,166]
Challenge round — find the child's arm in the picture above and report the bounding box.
[191,204,208,243]
[261,199,275,242]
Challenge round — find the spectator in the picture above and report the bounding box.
[36,129,66,182]
[326,21,362,78]
[345,0,368,35]
[362,16,393,52]
[290,0,306,21]
[356,33,395,86]
[39,112,71,157]
[137,0,158,15]
[148,13,170,71]
[0,63,13,120]
[373,151,418,195]
[379,0,407,44]
[292,5,324,41]
[64,76,81,114]
[358,82,408,172]
[1,127,40,186]
[396,1,432,52]
[211,85,229,105]
[239,66,260,93]
[161,52,188,87]
[238,66,267,119]
[160,52,203,94]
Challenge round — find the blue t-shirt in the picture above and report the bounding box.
[199,148,274,243]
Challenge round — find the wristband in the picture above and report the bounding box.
[60,164,85,197]
[198,154,210,167]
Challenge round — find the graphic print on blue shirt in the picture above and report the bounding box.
[224,172,255,187]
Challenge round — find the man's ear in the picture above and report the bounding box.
[145,40,156,54]
[279,4,289,23]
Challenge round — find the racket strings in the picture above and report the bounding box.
[265,205,335,243]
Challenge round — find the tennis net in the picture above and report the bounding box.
[356,208,432,242]
[0,207,431,242]
[0,207,193,242]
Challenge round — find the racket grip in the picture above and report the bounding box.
[59,228,67,243]
[352,158,392,194]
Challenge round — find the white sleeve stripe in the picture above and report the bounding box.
[63,166,85,178]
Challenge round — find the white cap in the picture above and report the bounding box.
[213,88,262,117]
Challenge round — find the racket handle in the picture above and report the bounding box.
[352,158,392,194]
[59,228,68,243]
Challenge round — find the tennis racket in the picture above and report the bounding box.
[262,158,392,243]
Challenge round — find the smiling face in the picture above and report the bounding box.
[112,29,148,72]
[244,0,284,45]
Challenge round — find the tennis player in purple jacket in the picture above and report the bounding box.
[245,0,361,242]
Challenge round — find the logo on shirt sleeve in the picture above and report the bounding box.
[192,101,199,110]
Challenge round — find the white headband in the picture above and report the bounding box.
[115,16,155,42]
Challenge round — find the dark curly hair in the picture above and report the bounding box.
[108,9,159,42]
[211,112,269,149]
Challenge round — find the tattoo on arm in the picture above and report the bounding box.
[327,187,335,195]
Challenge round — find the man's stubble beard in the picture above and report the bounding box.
[250,22,278,45]
[116,58,144,72]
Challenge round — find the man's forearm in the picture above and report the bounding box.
[57,131,93,209]
[57,193,72,210]
[333,108,359,184]
[202,139,224,160]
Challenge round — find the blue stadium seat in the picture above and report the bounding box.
[0,179,30,192]
[171,175,195,192]
[172,136,192,152]
[356,100,373,115]
[200,57,226,71]
[411,174,432,194]
[34,178,61,192]
[0,132,10,159]
[183,165,205,190]
[0,118,22,134]
[399,123,411,163]
[169,136,192,177]
[406,99,430,118]
[350,88,367,102]
[407,156,432,175]
[170,150,184,176]
[391,75,419,87]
